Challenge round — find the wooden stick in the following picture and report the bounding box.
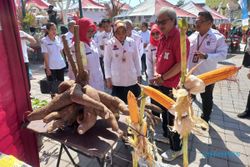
[73,25,89,85]
[62,35,78,78]
[74,25,83,73]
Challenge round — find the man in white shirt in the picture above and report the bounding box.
[99,19,113,56]
[124,19,144,69]
[65,20,76,48]
[19,30,36,91]
[94,22,104,45]
[188,11,228,123]
[98,19,113,78]
[140,22,150,76]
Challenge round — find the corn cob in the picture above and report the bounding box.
[197,66,240,86]
[141,85,175,110]
[127,91,139,123]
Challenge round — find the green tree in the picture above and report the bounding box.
[176,0,184,7]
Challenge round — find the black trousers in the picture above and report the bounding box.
[200,84,215,122]
[245,91,250,113]
[24,63,31,91]
[112,84,141,104]
[46,68,65,82]
[141,53,147,73]
[157,86,182,151]
[99,57,105,80]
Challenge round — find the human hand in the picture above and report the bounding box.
[137,76,142,84]
[153,74,164,85]
[28,47,34,52]
[149,79,154,85]
[106,78,112,89]
[195,51,207,59]
[46,68,51,76]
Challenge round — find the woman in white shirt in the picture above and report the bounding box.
[104,20,141,103]
[77,17,104,91]
[146,24,161,116]
[41,22,66,82]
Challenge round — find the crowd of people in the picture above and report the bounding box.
[19,6,250,162]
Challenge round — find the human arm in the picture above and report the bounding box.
[41,39,51,76]
[133,41,142,82]
[197,36,228,61]
[21,31,36,45]
[104,43,112,88]
[146,46,154,84]
[44,53,51,76]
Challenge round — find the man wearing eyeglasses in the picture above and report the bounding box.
[187,12,228,123]
[153,7,190,161]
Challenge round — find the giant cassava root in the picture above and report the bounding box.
[26,25,130,135]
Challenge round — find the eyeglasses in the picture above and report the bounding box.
[151,32,160,36]
[156,18,170,25]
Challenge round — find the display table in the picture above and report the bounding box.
[25,115,128,167]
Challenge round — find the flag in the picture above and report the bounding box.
[239,0,249,26]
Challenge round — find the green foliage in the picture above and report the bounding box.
[32,98,48,110]
[22,12,35,31]
[176,0,184,7]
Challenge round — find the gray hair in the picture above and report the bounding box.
[157,7,177,25]
[68,20,76,28]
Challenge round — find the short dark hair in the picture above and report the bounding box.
[98,22,103,28]
[198,11,214,23]
[46,22,56,31]
[60,26,68,34]
[142,22,148,28]
[101,19,111,24]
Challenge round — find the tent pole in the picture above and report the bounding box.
[79,0,83,18]
[21,0,26,18]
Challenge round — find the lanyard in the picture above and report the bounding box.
[197,34,209,51]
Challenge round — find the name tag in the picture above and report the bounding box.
[151,48,157,52]
[47,43,53,45]
[113,45,119,50]
[206,41,210,46]
[86,52,91,55]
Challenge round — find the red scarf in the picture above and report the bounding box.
[150,24,161,47]
[77,18,96,45]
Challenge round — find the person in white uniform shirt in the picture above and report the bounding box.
[19,30,36,90]
[140,22,150,76]
[98,19,113,78]
[41,22,66,82]
[188,12,228,123]
[145,24,161,116]
[65,20,76,80]
[104,20,141,103]
[65,20,76,47]
[77,17,104,91]
[94,22,104,45]
[124,19,144,62]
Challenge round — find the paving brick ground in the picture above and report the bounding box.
[30,52,250,167]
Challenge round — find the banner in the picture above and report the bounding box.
[239,0,249,26]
